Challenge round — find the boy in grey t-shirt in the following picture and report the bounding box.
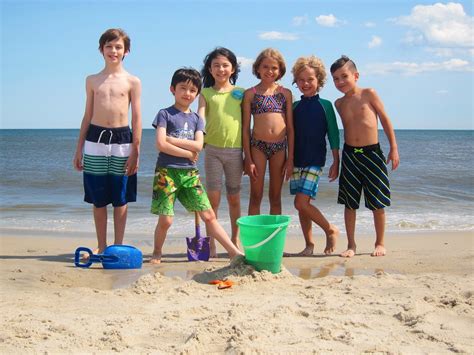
[150,68,244,264]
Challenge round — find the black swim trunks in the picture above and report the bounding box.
[338,143,390,210]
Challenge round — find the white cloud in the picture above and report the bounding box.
[293,15,309,26]
[395,2,474,48]
[315,14,344,27]
[365,58,473,76]
[259,31,299,41]
[237,56,254,68]
[436,90,449,95]
[364,21,376,28]
[368,35,382,48]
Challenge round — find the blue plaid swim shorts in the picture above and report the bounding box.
[290,166,323,199]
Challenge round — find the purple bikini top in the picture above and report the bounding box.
[250,86,287,115]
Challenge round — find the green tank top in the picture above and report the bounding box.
[201,86,244,148]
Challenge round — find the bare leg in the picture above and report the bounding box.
[205,190,221,258]
[93,206,108,253]
[299,212,314,255]
[340,207,356,258]
[199,209,244,259]
[372,208,386,256]
[248,147,267,216]
[113,205,127,245]
[268,149,285,215]
[151,215,172,264]
[227,192,241,248]
[294,193,339,255]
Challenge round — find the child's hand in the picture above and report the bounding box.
[244,158,258,181]
[328,161,339,182]
[387,148,400,170]
[190,151,199,163]
[125,152,139,176]
[73,151,83,171]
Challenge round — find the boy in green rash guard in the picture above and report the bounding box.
[286,56,340,257]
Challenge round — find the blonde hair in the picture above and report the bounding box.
[291,56,327,91]
[252,48,286,80]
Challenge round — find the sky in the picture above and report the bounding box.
[1,0,473,129]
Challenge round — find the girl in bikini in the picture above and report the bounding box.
[242,48,294,215]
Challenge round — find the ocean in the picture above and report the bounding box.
[1,129,473,240]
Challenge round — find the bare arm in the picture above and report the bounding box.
[369,89,399,170]
[328,149,340,182]
[242,89,257,179]
[197,94,207,120]
[73,76,94,171]
[283,88,294,180]
[125,76,142,176]
[166,135,203,152]
[156,127,194,159]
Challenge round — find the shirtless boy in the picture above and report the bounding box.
[330,55,399,258]
[73,28,142,254]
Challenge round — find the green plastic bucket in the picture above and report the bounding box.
[237,215,291,274]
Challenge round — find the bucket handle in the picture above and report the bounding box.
[244,226,282,249]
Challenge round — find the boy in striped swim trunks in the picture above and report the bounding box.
[73,29,142,254]
[331,55,399,257]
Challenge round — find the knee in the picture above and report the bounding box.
[294,199,307,213]
[269,190,282,204]
[250,190,263,202]
[200,210,216,224]
[372,208,385,216]
[227,193,240,207]
[158,217,172,231]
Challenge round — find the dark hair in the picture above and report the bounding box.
[201,47,240,88]
[99,28,130,59]
[171,68,202,94]
[330,55,358,74]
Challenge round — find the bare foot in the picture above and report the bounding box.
[284,245,314,257]
[81,247,104,261]
[324,225,339,255]
[150,253,162,264]
[340,248,356,258]
[371,245,386,257]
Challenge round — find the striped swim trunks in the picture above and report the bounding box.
[338,143,390,210]
[290,166,323,199]
[83,124,137,207]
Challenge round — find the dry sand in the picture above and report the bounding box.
[1,231,473,354]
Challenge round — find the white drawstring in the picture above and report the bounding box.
[97,130,113,156]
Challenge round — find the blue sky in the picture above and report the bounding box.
[1,0,473,129]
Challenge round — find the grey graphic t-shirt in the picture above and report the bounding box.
[152,106,205,168]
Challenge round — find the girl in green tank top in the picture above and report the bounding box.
[198,47,244,257]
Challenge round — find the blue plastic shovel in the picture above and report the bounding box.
[74,245,143,269]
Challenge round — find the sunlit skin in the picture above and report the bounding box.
[72,36,142,256]
[242,56,294,216]
[332,62,400,258]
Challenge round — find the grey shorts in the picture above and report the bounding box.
[204,144,243,195]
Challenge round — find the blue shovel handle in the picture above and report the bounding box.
[74,247,119,268]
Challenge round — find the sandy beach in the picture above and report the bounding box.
[1,230,473,354]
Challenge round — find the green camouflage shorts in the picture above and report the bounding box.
[151,167,211,216]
